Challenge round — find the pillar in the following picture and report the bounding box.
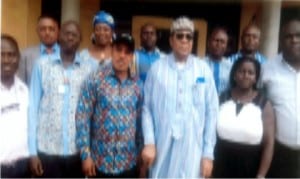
[61,0,80,23]
[260,0,281,59]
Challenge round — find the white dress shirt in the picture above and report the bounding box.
[262,53,300,149]
[0,76,29,164]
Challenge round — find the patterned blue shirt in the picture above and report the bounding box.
[205,56,232,95]
[229,51,267,64]
[135,47,165,82]
[76,64,143,174]
[28,53,95,156]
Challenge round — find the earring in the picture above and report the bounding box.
[91,33,96,44]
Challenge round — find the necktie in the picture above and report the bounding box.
[213,62,220,94]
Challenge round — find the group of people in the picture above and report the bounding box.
[1,9,300,178]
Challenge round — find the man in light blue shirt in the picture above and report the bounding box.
[141,16,219,178]
[19,14,60,85]
[229,24,266,64]
[28,21,94,178]
[135,23,165,82]
[205,27,232,95]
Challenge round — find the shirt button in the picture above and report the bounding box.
[178,102,182,108]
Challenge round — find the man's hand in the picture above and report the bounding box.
[82,157,96,177]
[141,144,156,168]
[201,158,213,178]
[29,156,44,176]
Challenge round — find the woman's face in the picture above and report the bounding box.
[234,61,257,90]
[93,23,113,46]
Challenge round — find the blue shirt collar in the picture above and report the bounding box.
[138,47,161,54]
[40,43,60,55]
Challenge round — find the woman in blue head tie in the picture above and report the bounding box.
[80,10,115,67]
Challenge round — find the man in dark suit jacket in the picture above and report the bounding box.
[18,14,60,85]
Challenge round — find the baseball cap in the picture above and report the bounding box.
[113,33,135,53]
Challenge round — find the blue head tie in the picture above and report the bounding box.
[92,11,115,29]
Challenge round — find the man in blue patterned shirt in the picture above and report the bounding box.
[76,33,143,177]
[28,21,94,178]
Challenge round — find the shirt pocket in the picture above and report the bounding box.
[192,83,204,106]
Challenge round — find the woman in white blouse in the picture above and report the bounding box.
[213,56,275,178]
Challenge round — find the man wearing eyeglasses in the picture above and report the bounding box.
[141,16,218,178]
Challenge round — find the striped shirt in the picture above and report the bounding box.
[143,53,218,177]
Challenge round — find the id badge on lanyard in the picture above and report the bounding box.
[58,70,69,94]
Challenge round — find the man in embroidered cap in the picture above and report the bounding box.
[80,10,115,67]
[141,16,219,178]
[76,33,143,177]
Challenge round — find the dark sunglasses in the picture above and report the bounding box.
[175,33,193,41]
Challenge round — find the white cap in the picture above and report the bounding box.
[170,16,194,33]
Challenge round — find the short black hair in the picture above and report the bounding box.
[1,34,21,59]
[281,9,300,28]
[38,14,60,28]
[241,23,260,38]
[280,13,300,40]
[209,26,228,39]
[229,56,261,90]
[61,20,82,40]
[140,23,156,33]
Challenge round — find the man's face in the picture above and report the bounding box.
[241,26,260,53]
[281,20,300,61]
[141,25,157,50]
[208,30,228,59]
[170,30,193,60]
[1,39,19,79]
[112,43,133,73]
[37,18,59,47]
[59,23,81,53]
[94,23,113,46]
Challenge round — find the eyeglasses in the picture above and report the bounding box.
[175,33,193,41]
